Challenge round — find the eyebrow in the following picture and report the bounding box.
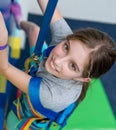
[68,40,80,72]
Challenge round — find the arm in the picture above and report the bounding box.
[0,12,31,94]
[37,0,72,46]
[37,0,63,25]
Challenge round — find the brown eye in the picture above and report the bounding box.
[70,62,76,71]
[63,42,69,53]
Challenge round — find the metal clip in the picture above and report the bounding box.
[24,53,40,73]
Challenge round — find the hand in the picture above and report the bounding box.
[0,12,8,45]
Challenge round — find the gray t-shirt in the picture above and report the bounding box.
[36,18,82,112]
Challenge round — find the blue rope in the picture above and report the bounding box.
[34,0,58,56]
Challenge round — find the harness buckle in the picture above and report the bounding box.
[24,53,41,73]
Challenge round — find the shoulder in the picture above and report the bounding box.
[50,18,73,45]
[51,18,72,34]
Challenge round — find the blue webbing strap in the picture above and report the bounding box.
[34,0,58,56]
[56,103,76,124]
[57,103,77,130]
[28,77,58,120]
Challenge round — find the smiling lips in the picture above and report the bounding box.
[50,55,60,72]
[50,60,56,71]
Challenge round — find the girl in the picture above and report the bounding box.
[0,0,116,129]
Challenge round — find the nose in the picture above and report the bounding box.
[53,55,68,69]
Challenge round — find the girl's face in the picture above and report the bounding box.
[45,40,91,81]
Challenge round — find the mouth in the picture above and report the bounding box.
[50,55,59,72]
[50,60,56,71]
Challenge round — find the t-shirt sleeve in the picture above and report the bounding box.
[50,18,73,46]
[28,77,82,112]
[39,79,82,112]
[28,77,59,116]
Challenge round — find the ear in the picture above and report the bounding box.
[73,77,91,83]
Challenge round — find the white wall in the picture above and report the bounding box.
[19,0,116,24]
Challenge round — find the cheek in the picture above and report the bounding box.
[66,70,83,79]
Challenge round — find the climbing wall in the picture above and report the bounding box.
[0,5,116,130]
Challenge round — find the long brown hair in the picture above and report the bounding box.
[66,28,116,101]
